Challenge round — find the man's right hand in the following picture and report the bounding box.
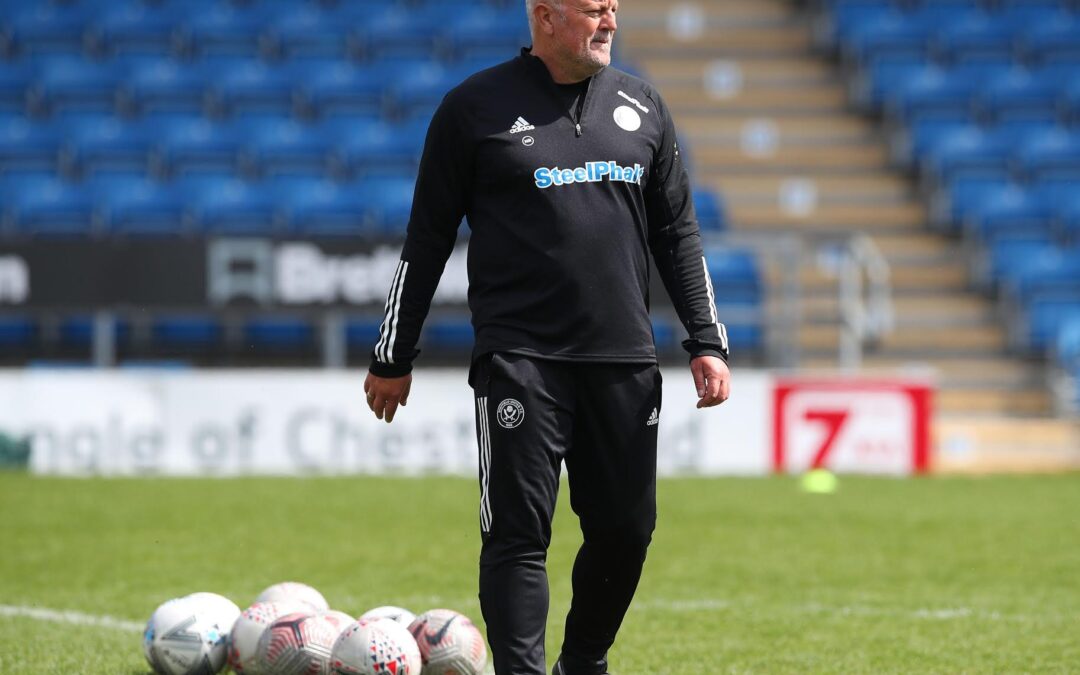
[364,372,412,423]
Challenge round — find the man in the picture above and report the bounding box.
[364,0,731,673]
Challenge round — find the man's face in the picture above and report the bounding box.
[547,0,618,77]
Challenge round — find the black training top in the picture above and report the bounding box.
[370,48,729,378]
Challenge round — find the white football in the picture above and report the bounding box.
[143,596,230,675]
[359,606,416,628]
[408,610,487,675]
[255,582,329,612]
[257,610,339,675]
[229,600,309,674]
[185,592,241,634]
[317,609,355,633]
[331,618,422,675]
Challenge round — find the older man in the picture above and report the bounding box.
[364,1,731,673]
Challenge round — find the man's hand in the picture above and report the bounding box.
[364,372,412,423]
[690,355,730,409]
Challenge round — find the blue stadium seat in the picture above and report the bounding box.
[422,317,474,350]
[1,4,90,56]
[1022,297,1080,352]
[120,59,210,116]
[243,316,315,350]
[207,59,295,118]
[272,177,371,236]
[0,316,37,346]
[263,5,354,61]
[985,238,1058,289]
[1002,247,1080,303]
[693,187,727,231]
[181,177,278,235]
[703,246,763,305]
[854,54,928,111]
[346,317,382,349]
[1058,192,1080,244]
[150,116,243,177]
[152,315,223,349]
[86,4,182,58]
[651,317,677,352]
[330,118,425,178]
[0,61,34,112]
[358,6,456,61]
[934,12,1016,65]
[843,11,934,66]
[977,69,1060,126]
[176,5,264,58]
[60,115,154,177]
[293,61,384,119]
[6,175,94,236]
[91,175,187,236]
[918,125,1012,190]
[29,57,124,115]
[1063,75,1080,125]
[884,66,979,127]
[443,7,529,62]
[1055,316,1080,367]
[1014,128,1080,182]
[385,61,470,120]
[932,175,1011,230]
[240,118,333,178]
[58,314,133,349]
[0,115,61,173]
[963,185,1055,246]
[358,175,417,234]
[1019,14,1080,65]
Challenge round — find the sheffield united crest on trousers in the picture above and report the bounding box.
[496,399,525,429]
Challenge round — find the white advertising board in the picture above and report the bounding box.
[0,369,773,477]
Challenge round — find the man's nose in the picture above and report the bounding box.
[600,10,617,32]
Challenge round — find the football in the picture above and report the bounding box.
[317,609,356,632]
[255,582,330,612]
[143,596,230,675]
[330,618,422,675]
[185,592,241,634]
[229,600,309,675]
[256,610,340,675]
[359,606,416,628]
[407,610,487,675]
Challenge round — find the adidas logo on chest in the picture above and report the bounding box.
[509,116,535,134]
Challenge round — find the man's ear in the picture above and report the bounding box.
[534,3,557,36]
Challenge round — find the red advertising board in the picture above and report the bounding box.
[772,378,934,475]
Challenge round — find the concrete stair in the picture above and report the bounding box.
[618,0,1057,418]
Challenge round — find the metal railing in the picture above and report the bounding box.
[837,234,894,370]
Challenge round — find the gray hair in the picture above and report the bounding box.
[526,0,563,35]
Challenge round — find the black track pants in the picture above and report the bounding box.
[472,353,660,675]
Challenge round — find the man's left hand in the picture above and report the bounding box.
[690,355,730,409]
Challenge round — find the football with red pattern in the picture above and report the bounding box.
[407,609,487,675]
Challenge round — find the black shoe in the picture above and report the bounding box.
[552,659,609,675]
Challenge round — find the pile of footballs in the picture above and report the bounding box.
[143,581,488,675]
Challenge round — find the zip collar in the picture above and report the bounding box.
[518,47,604,137]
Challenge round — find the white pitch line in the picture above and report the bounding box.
[0,604,143,632]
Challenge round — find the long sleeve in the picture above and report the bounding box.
[370,92,473,377]
[644,96,730,362]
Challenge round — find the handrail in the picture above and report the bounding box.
[838,234,893,370]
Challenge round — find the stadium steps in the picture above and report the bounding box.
[619,0,1057,418]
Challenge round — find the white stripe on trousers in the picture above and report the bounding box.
[375,260,408,364]
[477,396,492,533]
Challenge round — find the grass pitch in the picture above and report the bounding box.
[1,472,1078,674]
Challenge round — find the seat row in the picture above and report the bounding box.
[2,1,528,62]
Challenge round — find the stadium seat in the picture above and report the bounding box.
[422,317,474,350]
[292,61,385,120]
[0,61,34,112]
[150,116,243,177]
[329,118,425,178]
[1,4,90,56]
[853,54,928,111]
[443,7,530,62]
[262,5,354,61]
[918,125,1012,192]
[0,316,36,347]
[6,175,94,236]
[384,61,470,120]
[29,58,124,115]
[119,59,210,116]
[1001,247,1080,304]
[693,188,727,231]
[272,177,371,236]
[931,175,1011,231]
[703,246,763,305]
[963,185,1055,249]
[182,177,278,235]
[0,115,61,173]
[1019,15,1080,65]
[176,5,264,58]
[346,317,382,350]
[357,6,456,61]
[358,175,417,234]
[984,238,1058,290]
[934,12,1016,66]
[243,316,316,350]
[977,69,1060,126]
[843,12,934,67]
[1013,128,1080,182]
[60,115,154,177]
[1058,192,1080,244]
[86,4,182,58]
[207,59,295,118]
[240,118,333,178]
[91,175,187,237]
[151,315,223,349]
[884,66,979,128]
[1022,297,1080,353]
[1055,316,1080,368]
